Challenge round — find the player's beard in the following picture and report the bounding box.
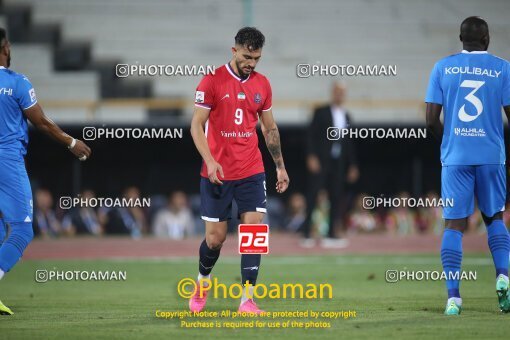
[235,60,251,79]
[6,52,10,68]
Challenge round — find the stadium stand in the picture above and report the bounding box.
[2,0,510,123]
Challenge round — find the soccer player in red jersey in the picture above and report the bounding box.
[189,27,289,314]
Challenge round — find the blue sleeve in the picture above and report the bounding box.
[16,75,38,110]
[502,61,510,107]
[425,62,443,105]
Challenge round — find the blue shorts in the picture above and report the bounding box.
[200,172,266,222]
[441,164,505,219]
[0,158,33,224]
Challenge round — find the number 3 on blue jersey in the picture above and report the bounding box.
[458,80,485,122]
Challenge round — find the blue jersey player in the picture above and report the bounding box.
[426,17,510,315]
[0,28,91,315]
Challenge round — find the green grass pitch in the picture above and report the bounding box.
[1,254,510,339]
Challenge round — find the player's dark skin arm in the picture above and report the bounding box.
[1,36,89,159]
[260,109,289,193]
[504,106,510,133]
[425,103,444,141]
[24,103,91,160]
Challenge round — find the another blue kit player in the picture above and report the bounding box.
[426,16,510,315]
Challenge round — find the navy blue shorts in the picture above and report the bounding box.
[200,172,267,222]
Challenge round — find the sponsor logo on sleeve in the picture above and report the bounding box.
[195,91,205,103]
[29,88,36,102]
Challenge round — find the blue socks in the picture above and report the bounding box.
[0,219,6,246]
[0,221,34,273]
[441,229,463,298]
[487,219,510,278]
[441,220,510,300]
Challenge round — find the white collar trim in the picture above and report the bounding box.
[0,66,6,69]
[461,50,488,54]
[225,63,250,83]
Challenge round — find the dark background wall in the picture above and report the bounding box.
[26,124,448,200]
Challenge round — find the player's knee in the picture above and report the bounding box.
[482,212,502,226]
[241,213,264,225]
[207,239,224,251]
[445,219,467,233]
[244,218,263,225]
[206,233,226,250]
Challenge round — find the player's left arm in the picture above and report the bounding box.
[16,75,91,160]
[503,62,510,131]
[259,108,289,193]
[504,106,510,127]
[24,103,91,160]
[505,107,510,154]
[425,103,443,141]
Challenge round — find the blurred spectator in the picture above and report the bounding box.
[34,189,62,238]
[311,190,330,239]
[385,191,416,235]
[152,191,194,239]
[189,193,205,234]
[302,81,359,248]
[415,191,443,234]
[61,189,102,236]
[284,193,307,232]
[347,193,378,233]
[99,186,147,238]
[468,208,485,234]
[265,197,286,230]
[146,194,168,226]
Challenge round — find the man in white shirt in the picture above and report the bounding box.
[152,191,194,239]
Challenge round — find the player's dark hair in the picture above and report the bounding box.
[460,16,489,44]
[235,27,265,51]
[0,28,6,47]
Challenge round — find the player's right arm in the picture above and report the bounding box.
[425,62,444,141]
[24,103,91,160]
[426,103,443,141]
[190,106,224,185]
